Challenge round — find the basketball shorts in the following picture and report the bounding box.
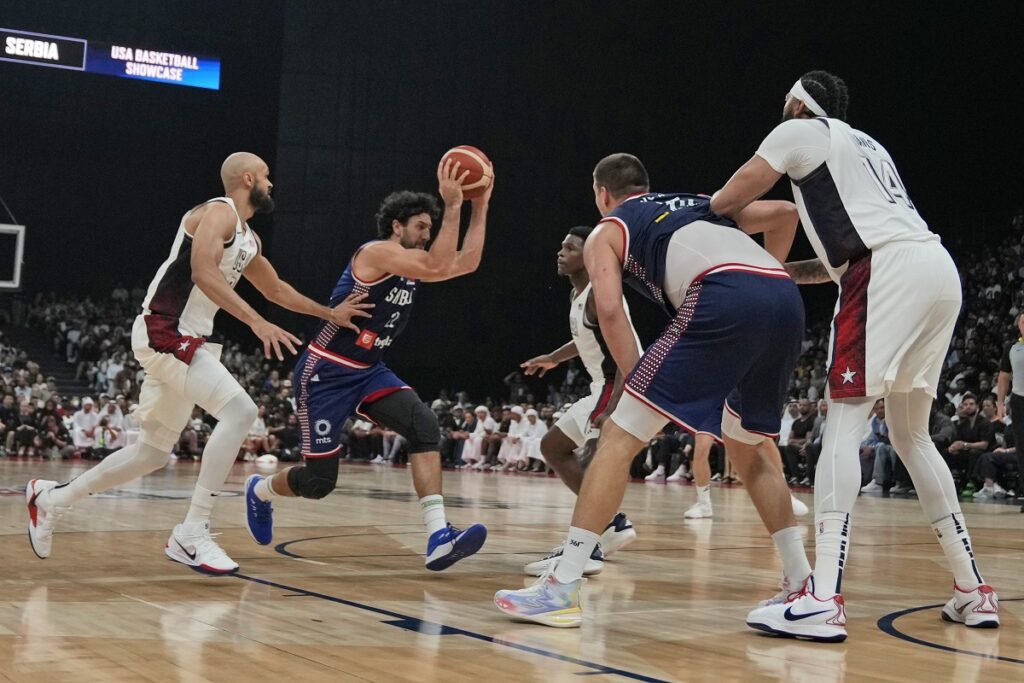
[293,349,410,458]
[827,239,961,400]
[131,315,246,451]
[612,270,804,443]
[555,382,614,447]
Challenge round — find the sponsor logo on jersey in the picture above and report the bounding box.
[314,419,332,436]
[356,329,378,349]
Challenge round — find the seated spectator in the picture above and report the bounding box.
[946,393,993,493]
[521,408,548,472]
[243,404,272,460]
[376,428,407,465]
[269,413,301,461]
[799,399,828,486]
[497,406,526,471]
[461,406,496,468]
[71,397,100,455]
[348,418,381,461]
[972,428,1017,499]
[782,398,817,484]
[646,425,687,481]
[858,399,888,488]
[37,414,75,460]
[435,403,461,466]
[11,401,41,457]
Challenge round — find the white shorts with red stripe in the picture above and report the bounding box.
[827,240,960,400]
[554,382,612,447]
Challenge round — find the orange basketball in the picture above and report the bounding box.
[440,145,493,199]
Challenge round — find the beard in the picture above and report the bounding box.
[250,185,275,214]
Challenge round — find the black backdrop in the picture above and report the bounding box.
[2,1,1022,400]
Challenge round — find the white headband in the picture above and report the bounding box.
[790,79,827,117]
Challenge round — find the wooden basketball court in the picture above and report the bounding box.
[1,458,1020,682]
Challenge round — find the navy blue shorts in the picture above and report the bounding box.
[293,349,411,458]
[615,270,804,440]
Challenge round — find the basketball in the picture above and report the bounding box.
[441,145,493,199]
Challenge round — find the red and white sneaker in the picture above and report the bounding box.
[165,521,239,575]
[757,574,810,607]
[747,582,847,643]
[26,479,65,559]
[941,583,999,628]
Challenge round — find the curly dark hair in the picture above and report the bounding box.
[567,225,594,241]
[375,191,441,239]
[799,70,849,121]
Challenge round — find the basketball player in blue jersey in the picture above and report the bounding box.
[244,158,493,570]
[714,71,998,640]
[495,153,813,628]
[26,152,371,574]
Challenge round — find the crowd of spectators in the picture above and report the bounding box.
[2,212,1021,507]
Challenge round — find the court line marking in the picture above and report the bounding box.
[232,573,670,682]
[877,597,1023,665]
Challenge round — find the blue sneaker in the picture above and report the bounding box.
[495,571,584,628]
[425,522,487,571]
[245,474,273,545]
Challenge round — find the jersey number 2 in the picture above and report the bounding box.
[861,156,915,210]
[385,312,401,328]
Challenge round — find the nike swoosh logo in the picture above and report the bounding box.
[176,539,197,561]
[784,606,831,621]
[954,602,969,615]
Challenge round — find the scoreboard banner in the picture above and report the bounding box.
[1,27,220,90]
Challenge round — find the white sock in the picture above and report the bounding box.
[812,512,850,597]
[553,526,600,583]
[254,476,277,502]
[696,485,711,505]
[420,494,447,537]
[772,525,812,587]
[185,485,217,524]
[931,513,984,589]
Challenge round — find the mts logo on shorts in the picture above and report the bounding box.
[356,329,378,350]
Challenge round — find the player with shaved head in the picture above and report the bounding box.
[26,152,370,574]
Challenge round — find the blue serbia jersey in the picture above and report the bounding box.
[308,242,417,368]
[604,193,738,313]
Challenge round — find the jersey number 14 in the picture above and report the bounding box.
[861,156,915,210]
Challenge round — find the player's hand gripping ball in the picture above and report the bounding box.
[440,146,493,199]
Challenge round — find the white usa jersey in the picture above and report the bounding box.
[141,196,259,337]
[569,283,642,389]
[757,118,938,282]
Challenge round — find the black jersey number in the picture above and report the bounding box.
[385,311,401,329]
[861,156,915,210]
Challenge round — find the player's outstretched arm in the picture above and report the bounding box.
[521,340,578,377]
[733,200,799,264]
[583,222,641,377]
[243,246,373,332]
[710,155,784,218]
[444,170,495,280]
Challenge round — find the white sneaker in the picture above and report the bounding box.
[644,466,665,482]
[890,482,910,494]
[684,500,713,519]
[758,574,808,607]
[525,544,604,576]
[600,512,637,556]
[26,479,65,559]
[746,587,847,642]
[370,455,385,464]
[710,473,723,482]
[791,495,809,517]
[165,521,239,575]
[941,584,999,628]
[666,466,687,482]
[860,480,883,493]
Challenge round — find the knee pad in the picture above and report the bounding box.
[287,455,339,499]
[362,390,440,454]
[721,407,765,446]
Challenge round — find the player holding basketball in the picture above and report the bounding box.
[243,157,492,571]
[715,71,999,641]
[495,154,813,627]
[26,152,371,573]
[519,225,643,576]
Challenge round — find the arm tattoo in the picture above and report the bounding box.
[784,258,832,285]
